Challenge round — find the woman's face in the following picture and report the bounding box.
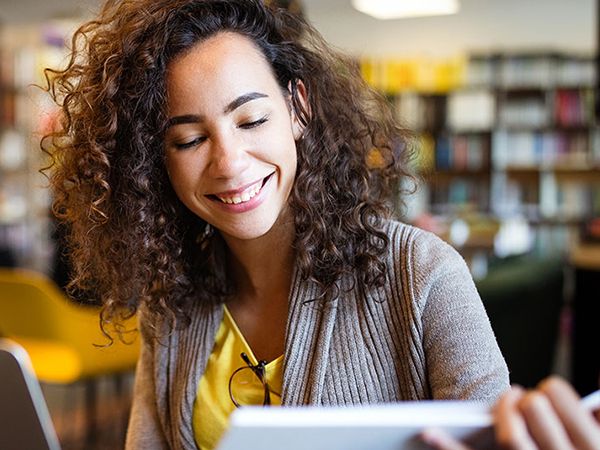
[164,32,304,241]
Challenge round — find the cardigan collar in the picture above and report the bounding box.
[161,264,340,449]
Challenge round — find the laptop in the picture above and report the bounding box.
[0,339,61,450]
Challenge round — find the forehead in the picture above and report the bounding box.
[165,32,280,109]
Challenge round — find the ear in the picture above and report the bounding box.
[287,79,309,140]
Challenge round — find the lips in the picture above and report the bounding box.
[208,172,274,205]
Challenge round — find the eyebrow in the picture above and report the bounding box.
[166,91,269,129]
[224,92,268,114]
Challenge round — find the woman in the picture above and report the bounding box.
[43,1,509,449]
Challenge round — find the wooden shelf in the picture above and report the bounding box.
[505,166,600,174]
[498,124,594,133]
[427,170,491,190]
[528,218,585,227]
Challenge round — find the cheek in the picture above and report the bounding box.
[281,145,298,197]
[289,151,298,178]
[278,127,298,166]
[287,141,298,173]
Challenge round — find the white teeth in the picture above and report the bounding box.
[217,179,264,205]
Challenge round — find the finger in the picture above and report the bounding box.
[518,390,575,450]
[539,377,600,450]
[494,387,537,450]
[420,427,473,450]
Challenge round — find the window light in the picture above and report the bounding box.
[351,0,460,20]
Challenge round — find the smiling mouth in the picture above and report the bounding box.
[209,173,274,205]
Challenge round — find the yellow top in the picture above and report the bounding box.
[193,306,283,450]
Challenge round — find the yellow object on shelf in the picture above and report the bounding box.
[360,55,467,94]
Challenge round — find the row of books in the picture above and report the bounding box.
[466,54,595,88]
[434,134,490,171]
[492,130,596,169]
[491,173,600,220]
[430,179,490,213]
[395,88,595,133]
[417,131,600,173]
[498,89,595,129]
[432,177,600,226]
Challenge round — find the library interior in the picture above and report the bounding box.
[0,0,599,449]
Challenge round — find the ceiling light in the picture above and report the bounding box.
[352,0,460,20]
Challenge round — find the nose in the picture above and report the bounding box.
[206,129,251,179]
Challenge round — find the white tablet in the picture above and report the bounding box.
[217,401,495,450]
[0,339,61,450]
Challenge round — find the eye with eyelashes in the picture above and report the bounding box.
[239,115,269,130]
[172,115,270,151]
[174,136,207,150]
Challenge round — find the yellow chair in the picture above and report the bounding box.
[0,267,140,444]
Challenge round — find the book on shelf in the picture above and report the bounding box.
[0,129,27,170]
[554,88,595,127]
[431,179,489,213]
[434,135,488,172]
[447,89,495,131]
[499,98,549,129]
[394,92,447,132]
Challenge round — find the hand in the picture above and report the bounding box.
[421,376,600,450]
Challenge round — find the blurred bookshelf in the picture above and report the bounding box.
[363,52,600,270]
[0,23,70,272]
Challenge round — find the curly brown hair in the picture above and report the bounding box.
[43,0,415,333]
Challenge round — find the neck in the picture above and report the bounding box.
[221,213,295,307]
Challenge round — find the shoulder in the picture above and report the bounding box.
[382,218,467,274]
[381,218,474,306]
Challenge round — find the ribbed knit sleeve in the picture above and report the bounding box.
[126,301,223,450]
[409,227,510,401]
[125,310,169,449]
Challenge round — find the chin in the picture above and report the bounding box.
[218,220,279,242]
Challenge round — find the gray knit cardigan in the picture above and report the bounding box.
[125,220,510,450]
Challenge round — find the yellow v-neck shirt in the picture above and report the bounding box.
[192,306,283,450]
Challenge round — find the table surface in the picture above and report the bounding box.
[570,242,600,270]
